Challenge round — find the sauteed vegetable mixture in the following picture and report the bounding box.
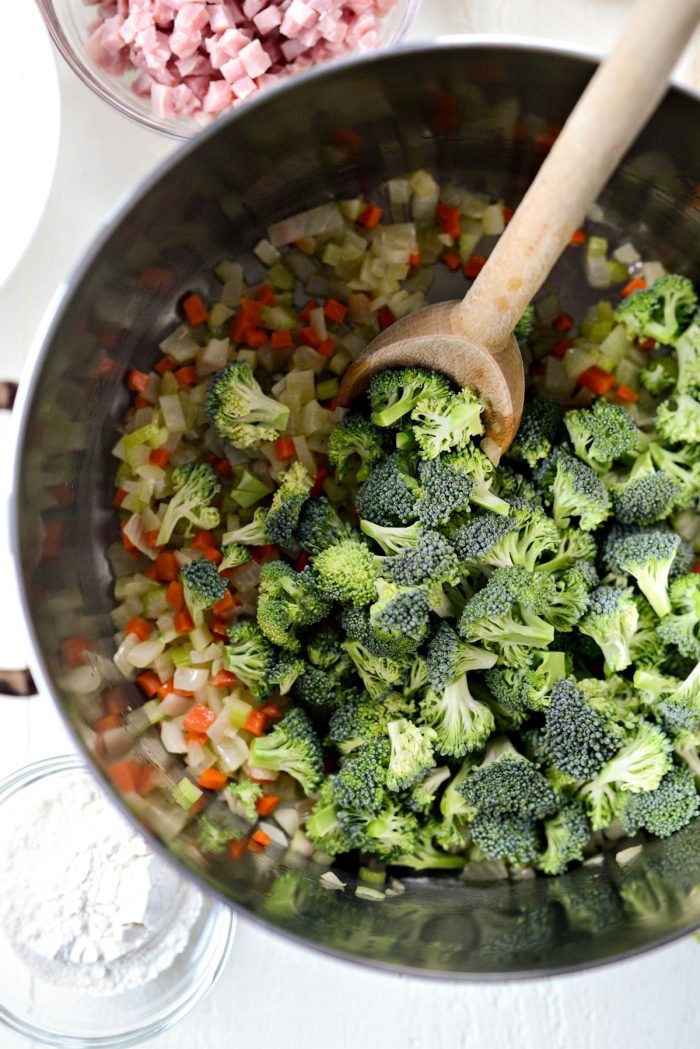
[109,170,700,879]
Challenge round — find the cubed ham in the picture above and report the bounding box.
[209,3,243,31]
[239,38,272,77]
[220,56,245,81]
[169,26,202,57]
[253,5,282,33]
[242,0,266,17]
[174,2,210,32]
[231,74,257,99]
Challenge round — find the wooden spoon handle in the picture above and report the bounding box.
[455,0,700,356]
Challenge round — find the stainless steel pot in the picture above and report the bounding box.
[11,40,700,979]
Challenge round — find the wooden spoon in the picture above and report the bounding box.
[339,0,700,452]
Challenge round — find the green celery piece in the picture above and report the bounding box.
[231,469,273,509]
[172,778,203,810]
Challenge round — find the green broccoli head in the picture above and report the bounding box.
[536,448,611,531]
[621,765,699,839]
[578,585,640,672]
[327,413,386,483]
[342,638,406,701]
[420,673,496,758]
[446,445,511,515]
[658,662,700,732]
[332,734,390,815]
[564,398,640,473]
[648,442,700,507]
[157,462,221,545]
[340,604,418,662]
[536,802,589,876]
[293,665,352,711]
[256,560,332,650]
[513,305,535,343]
[458,566,556,666]
[470,811,542,866]
[359,518,423,556]
[363,796,422,861]
[326,693,414,756]
[249,707,324,794]
[224,621,276,699]
[485,650,567,715]
[640,356,677,397]
[615,275,697,345]
[459,744,558,820]
[543,562,598,632]
[219,542,252,571]
[409,386,485,459]
[543,677,624,780]
[355,452,420,526]
[605,528,681,618]
[306,628,352,673]
[610,451,680,526]
[369,367,452,428]
[205,361,290,447]
[426,622,497,693]
[225,507,270,546]
[393,818,467,870]
[510,396,563,469]
[657,573,700,662]
[305,779,352,856]
[265,461,312,547]
[674,317,700,396]
[415,457,474,527]
[296,496,348,555]
[313,534,378,607]
[406,766,451,814]
[227,777,263,821]
[369,578,431,643]
[181,556,227,623]
[386,529,461,590]
[656,393,700,445]
[386,718,437,791]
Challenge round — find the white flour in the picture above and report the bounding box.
[0,772,202,995]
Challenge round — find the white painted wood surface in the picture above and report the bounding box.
[2,2,700,1046]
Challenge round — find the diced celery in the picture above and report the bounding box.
[260,305,297,332]
[254,239,281,266]
[190,624,213,652]
[160,394,187,433]
[316,378,339,401]
[599,324,629,364]
[359,866,386,886]
[230,697,253,729]
[616,359,642,390]
[268,262,296,291]
[329,348,352,376]
[160,371,179,396]
[142,587,168,618]
[172,777,202,810]
[123,421,168,455]
[208,303,234,329]
[214,259,244,283]
[481,203,505,235]
[230,469,273,508]
[160,325,199,363]
[170,645,191,668]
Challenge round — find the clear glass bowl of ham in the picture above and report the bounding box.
[37,0,422,139]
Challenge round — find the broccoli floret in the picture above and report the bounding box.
[577,585,639,672]
[536,803,589,876]
[205,361,290,447]
[410,386,485,459]
[609,450,680,526]
[181,556,227,624]
[333,735,390,815]
[386,529,461,589]
[673,729,700,780]
[640,356,677,396]
[543,677,624,780]
[578,721,672,830]
[657,662,700,731]
[293,665,350,711]
[621,764,699,839]
[326,693,414,755]
[340,604,418,662]
[648,442,700,507]
[343,639,405,701]
[369,367,451,427]
[414,457,474,527]
[224,621,277,698]
[227,777,263,820]
[219,542,251,571]
[674,317,700,396]
[493,463,542,507]
[432,757,478,850]
[296,496,348,555]
[393,818,467,870]
[657,573,700,661]
[359,518,422,555]
[369,578,431,642]
[656,392,700,444]
[485,650,567,714]
[264,462,312,547]
[407,766,451,814]
[305,779,351,856]
[564,398,640,473]
[269,652,306,695]
[225,507,270,546]
[615,275,697,345]
[197,814,243,854]
[426,622,497,692]
[633,667,681,718]
[446,445,510,515]
[327,412,386,483]
[604,528,680,617]
[256,560,332,651]
[510,396,563,469]
[249,707,324,793]
[157,462,221,545]
[355,453,420,526]
[459,742,558,819]
[670,537,695,582]
[579,674,641,732]
[386,718,436,791]
[513,305,535,343]
[536,448,611,531]
[470,811,542,866]
[458,566,556,666]
[362,797,422,861]
[312,534,378,607]
[543,562,597,632]
[451,504,559,572]
[306,629,351,673]
[420,673,496,757]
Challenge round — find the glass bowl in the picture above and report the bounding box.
[0,755,235,1049]
[36,0,422,139]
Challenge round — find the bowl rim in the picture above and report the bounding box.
[35,0,423,139]
[0,754,236,1048]
[10,37,700,982]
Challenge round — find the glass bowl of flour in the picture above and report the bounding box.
[0,755,235,1048]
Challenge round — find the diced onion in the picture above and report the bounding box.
[173,666,208,692]
[161,719,188,754]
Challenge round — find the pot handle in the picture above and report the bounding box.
[0,381,38,697]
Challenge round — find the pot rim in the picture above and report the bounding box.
[10,37,700,982]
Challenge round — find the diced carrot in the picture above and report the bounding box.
[240,298,263,326]
[318,337,335,358]
[256,795,280,816]
[134,765,158,796]
[113,488,127,507]
[243,709,267,736]
[216,457,233,478]
[155,550,179,581]
[442,253,461,271]
[553,312,573,333]
[213,669,237,689]
[251,829,270,847]
[299,300,319,322]
[250,544,278,563]
[435,204,461,239]
[464,255,487,279]
[613,384,638,403]
[147,448,170,472]
[174,365,197,388]
[244,328,267,349]
[260,702,283,719]
[174,608,195,633]
[213,590,236,616]
[108,761,141,793]
[296,552,309,572]
[310,467,328,498]
[578,366,616,395]
[154,354,177,375]
[143,564,159,581]
[275,436,296,461]
[358,203,383,229]
[125,617,153,641]
[183,704,217,733]
[230,312,250,343]
[378,307,396,331]
[61,635,90,668]
[192,530,217,550]
[134,396,151,411]
[408,252,421,267]
[156,678,174,699]
[94,713,123,733]
[201,546,223,565]
[324,298,348,324]
[198,767,228,790]
[257,284,276,306]
[269,330,294,353]
[165,581,184,612]
[127,370,150,394]
[693,563,700,574]
[145,529,161,550]
[137,670,161,698]
[551,338,572,359]
[639,338,656,351]
[211,618,230,638]
[570,228,587,246]
[183,293,208,326]
[228,838,248,860]
[103,688,128,715]
[502,205,514,224]
[622,277,647,298]
[299,326,322,348]
[139,267,173,293]
[120,519,137,552]
[247,840,265,854]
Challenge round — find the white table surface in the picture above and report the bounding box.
[3,2,700,1047]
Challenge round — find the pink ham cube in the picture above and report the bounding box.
[239,38,272,77]
[253,5,282,34]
